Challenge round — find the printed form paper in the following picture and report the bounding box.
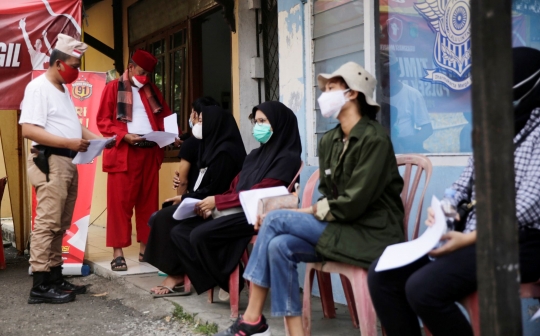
[375,196,447,272]
[532,308,540,321]
[172,198,200,220]
[143,114,178,148]
[72,136,116,164]
[239,186,289,224]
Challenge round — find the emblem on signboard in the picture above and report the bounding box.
[415,0,472,90]
[71,76,93,101]
[387,17,404,42]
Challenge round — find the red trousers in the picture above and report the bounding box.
[106,145,160,248]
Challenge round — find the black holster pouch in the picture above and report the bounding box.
[31,147,51,182]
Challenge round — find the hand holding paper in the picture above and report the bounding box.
[172,198,200,220]
[72,136,116,164]
[143,114,179,148]
[375,196,447,272]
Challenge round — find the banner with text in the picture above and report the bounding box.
[0,0,81,110]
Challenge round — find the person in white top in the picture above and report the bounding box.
[20,34,114,305]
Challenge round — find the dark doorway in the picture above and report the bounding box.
[190,9,232,110]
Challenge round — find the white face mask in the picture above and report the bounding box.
[317,89,350,119]
[192,123,203,139]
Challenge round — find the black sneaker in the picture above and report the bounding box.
[214,315,271,336]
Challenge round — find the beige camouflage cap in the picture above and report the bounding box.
[54,33,88,58]
[317,62,380,112]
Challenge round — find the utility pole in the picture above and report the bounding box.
[471,0,523,334]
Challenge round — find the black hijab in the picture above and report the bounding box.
[198,106,246,171]
[235,101,302,191]
[513,47,540,135]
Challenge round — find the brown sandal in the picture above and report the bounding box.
[111,256,128,271]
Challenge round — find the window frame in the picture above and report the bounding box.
[305,0,472,166]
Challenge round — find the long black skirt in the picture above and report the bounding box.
[143,204,210,275]
[170,212,254,295]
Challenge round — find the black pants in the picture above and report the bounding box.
[367,229,540,336]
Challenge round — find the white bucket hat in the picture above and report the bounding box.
[317,62,380,112]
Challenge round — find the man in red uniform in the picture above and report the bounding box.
[97,50,175,271]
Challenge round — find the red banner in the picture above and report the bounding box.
[31,71,106,275]
[0,0,81,110]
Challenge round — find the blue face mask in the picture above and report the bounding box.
[188,119,194,129]
[253,123,273,144]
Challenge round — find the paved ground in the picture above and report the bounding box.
[0,247,196,336]
[0,245,365,336]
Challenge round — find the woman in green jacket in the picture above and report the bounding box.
[214,62,405,336]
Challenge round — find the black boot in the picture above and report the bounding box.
[50,266,87,294]
[28,271,75,304]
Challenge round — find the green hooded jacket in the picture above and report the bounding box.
[314,117,405,268]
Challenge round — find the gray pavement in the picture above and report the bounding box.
[0,246,366,336]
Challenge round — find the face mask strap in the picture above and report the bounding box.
[515,74,540,104]
[514,68,540,89]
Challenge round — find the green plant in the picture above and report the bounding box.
[171,303,218,336]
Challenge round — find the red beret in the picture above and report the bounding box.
[132,49,158,72]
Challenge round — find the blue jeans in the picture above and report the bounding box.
[243,210,328,317]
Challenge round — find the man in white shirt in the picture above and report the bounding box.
[96,50,178,272]
[20,34,113,304]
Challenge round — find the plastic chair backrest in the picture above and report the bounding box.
[0,177,6,206]
[301,169,320,208]
[396,154,433,241]
[288,161,304,193]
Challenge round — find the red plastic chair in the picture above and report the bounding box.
[0,177,8,270]
[421,281,540,336]
[206,161,305,318]
[302,154,433,336]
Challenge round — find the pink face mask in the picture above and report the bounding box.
[133,75,149,88]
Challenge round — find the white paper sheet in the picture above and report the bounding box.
[532,308,540,321]
[72,136,116,164]
[172,197,200,220]
[66,215,90,251]
[164,114,178,134]
[375,196,447,272]
[142,114,179,148]
[143,131,177,148]
[239,186,289,224]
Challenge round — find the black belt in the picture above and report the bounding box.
[33,145,77,159]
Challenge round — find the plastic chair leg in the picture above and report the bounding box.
[302,265,316,336]
[340,274,359,328]
[208,288,214,303]
[350,268,377,336]
[316,270,337,319]
[229,264,240,318]
[183,275,191,293]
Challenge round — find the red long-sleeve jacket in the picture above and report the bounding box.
[96,80,172,173]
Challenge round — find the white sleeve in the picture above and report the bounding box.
[19,84,48,127]
[412,90,431,127]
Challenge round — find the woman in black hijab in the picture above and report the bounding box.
[169,101,302,295]
[145,106,246,296]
